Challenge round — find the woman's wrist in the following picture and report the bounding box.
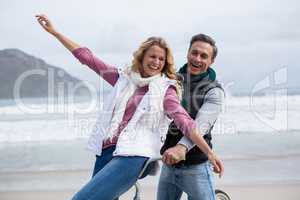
[190,128,211,154]
[207,150,214,158]
[51,30,60,37]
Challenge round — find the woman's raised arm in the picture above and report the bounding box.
[36,14,80,52]
[35,14,119,86]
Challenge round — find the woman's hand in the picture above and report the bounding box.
[35,14,57,35]
[188,128,224,178]
[35,14,80,52]
[207,152,224,178]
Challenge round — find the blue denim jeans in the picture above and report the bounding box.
[72,146,148,200]
[157,161,216,200]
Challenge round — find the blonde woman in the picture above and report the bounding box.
[36,14,223,200]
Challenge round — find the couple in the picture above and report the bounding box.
[36,14,225,200]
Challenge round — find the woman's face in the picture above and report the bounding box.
[140,45,166,78]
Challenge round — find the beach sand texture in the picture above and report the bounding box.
[1,169,300,200]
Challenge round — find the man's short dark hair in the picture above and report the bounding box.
[189,34,218,61]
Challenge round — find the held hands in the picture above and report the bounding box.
[35,14,57,35]
[162,144,187,165]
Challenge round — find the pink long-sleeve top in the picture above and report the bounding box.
[72,47,196,149]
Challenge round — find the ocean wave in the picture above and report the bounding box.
[221,153,300,161]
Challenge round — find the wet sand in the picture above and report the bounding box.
[0,169,300,200]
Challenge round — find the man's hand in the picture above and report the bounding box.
[162,144,187,165]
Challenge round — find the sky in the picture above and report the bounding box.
[1,0,299,95]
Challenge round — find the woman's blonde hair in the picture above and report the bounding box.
[131,37,182,97]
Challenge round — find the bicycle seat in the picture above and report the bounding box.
[138,157,161,179]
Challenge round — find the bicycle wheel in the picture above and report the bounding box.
[215,189,231,200]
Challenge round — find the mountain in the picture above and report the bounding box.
[0,48,89,99]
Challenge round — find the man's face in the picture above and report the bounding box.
[187,41,214,75]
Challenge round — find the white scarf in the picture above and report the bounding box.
[106,71,164,140]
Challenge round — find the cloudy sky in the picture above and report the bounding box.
[1,0,299,95]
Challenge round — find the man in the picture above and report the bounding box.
[157,34,225,200]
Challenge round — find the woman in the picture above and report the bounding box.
[36,14,224,200]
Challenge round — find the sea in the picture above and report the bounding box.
[0,94,300,192]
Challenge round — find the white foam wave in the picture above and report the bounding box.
[0,95,300,142]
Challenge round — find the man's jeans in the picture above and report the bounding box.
[157,161,216,200]
[72,146,148,200]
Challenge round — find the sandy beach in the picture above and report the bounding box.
[1,184,300,200]
[1,137,300,200]
[1,169,300,200]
